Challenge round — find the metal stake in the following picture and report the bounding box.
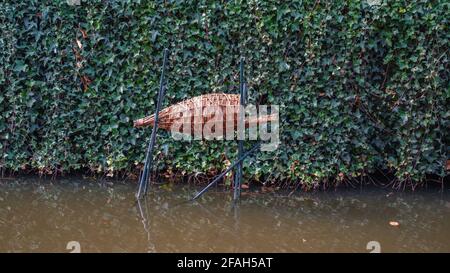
[192,142,260,201]
[233,57,246,201]
[136,48,169,199]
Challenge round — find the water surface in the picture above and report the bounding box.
[0,178,449,252]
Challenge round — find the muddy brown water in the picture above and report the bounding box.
[0,178,449,252]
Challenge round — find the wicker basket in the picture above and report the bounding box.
[134,93,276,135]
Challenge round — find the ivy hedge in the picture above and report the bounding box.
[0,0,448,187]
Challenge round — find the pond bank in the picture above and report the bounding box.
[1,170,448,192]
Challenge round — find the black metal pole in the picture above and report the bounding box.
[136,48,169,199]
[192,142,260,201]
[233,57,246,201]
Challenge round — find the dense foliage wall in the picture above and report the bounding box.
[0,0,448,187]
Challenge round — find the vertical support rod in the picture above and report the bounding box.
[234,57,246,201]
[136,48,169,199]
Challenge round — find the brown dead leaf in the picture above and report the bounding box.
[80,28,88,39]
[80,75,92,91]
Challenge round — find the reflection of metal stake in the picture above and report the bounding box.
[136,49,169,199]
[231,200,241,247]
[137,198,156,252]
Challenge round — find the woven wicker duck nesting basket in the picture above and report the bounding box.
[134,93,276,136]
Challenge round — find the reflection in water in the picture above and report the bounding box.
[0,178,449,252]
[136,198,155,253]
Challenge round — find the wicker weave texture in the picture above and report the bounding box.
[134,93,276,135]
